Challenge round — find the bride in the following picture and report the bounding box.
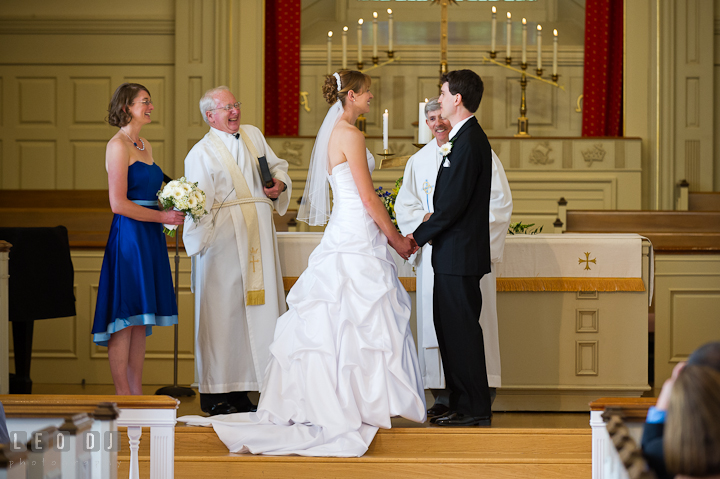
[179,70,426,457]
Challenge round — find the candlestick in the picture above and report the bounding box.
[536,24,543,76]
[372,12,378,64]
[357,19,363,68]
[521,18,527,66]
[342,26,348,69]
[383,109,389,151]
[418,99,432,144]
[552,29,558,79]
[387,9,394,55]
[506,12,512,63]
[327,31,333,75]
[490,6,497,56]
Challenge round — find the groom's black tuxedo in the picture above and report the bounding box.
[413,115,493,418]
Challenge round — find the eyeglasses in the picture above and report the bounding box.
[132,100,153,106]
[209,102,241,112]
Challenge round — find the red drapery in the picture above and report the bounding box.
[582,0,624,137]
[264,0,300,136]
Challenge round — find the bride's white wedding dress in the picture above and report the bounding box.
[178,151,426,457]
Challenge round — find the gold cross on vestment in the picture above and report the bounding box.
[250,247,260,273]
[579,252,596,271]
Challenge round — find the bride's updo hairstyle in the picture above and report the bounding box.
[322,70,371,106]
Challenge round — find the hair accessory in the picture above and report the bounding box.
[333,72,342,91]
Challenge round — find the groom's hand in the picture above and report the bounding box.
[423,212,433,222]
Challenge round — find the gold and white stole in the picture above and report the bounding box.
[207,129,271,306]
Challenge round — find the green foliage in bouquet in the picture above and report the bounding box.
[375,176,403,232]
[508,221,543,235]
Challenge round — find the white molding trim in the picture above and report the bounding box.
[0,18,174,35]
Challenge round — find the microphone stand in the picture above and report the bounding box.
[156,228,195,397]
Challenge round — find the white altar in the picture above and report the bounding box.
[277,232,653,412]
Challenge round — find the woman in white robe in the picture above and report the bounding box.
[179,70,426,457]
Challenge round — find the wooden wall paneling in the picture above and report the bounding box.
[654,254,720,386]
[0,76,3,127]
[18,141,56,189]
[71,141,108,189]
[481,76,494,131]
[674,0,714,192]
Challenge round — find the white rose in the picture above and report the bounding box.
[438,142,452,156]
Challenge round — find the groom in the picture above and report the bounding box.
[410,70,493,426]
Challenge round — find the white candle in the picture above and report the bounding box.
[387,9,393,52]
[372,12,378,58]
[553,29,558,77]
[327,31,333,74]
[357,19,363,64]
[536,25,543,71]
[521,18,527,64]
[418,100,432,144]
[491,7,497,53]
[506,12,512,59]
[383,109,389,151]
[342,26,348,69]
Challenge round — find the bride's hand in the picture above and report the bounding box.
[390,234,418,260]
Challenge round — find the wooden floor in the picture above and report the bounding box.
[32,383,593,477]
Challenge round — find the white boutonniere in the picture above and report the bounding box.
[438,140,453,157]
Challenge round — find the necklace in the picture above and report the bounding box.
[120,128,146,151]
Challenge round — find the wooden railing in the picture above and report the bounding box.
[1,394,178,479]
[589,397,657,479]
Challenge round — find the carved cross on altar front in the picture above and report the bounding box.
[579,252,597,271]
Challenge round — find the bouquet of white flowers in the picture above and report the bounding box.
[157,177,208,236]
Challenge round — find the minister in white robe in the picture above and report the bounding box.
[395,98,512,415]
[183,86,291,415]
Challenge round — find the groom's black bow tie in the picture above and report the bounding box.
[234,133,240,139]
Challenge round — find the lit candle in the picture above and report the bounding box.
[342,26,348,69]
[357,19,363,65]
[383,109,389,151]
[521,18,527,64]
[418,99,432,144]
[491,7,497,53]
[553,29,558,77]
[327,31,333,74]
[372,12,378,59]
[506,12,512,59]
[388,9,394,53]
[536,25,543,71]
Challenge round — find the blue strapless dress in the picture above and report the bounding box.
[92,161,178,346]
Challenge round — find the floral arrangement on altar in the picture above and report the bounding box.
[508,221,543,235]
[375,176,403,232]
[157,177,208,236]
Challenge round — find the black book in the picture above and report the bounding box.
[257,156,274,188]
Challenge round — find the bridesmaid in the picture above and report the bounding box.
[92,83,184,395]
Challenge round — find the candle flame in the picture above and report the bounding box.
[492,6,496,13]
[328,31,333,37]
[387,8,392,14]
[373,11,378,19]
[358,18,363,25]
[507,12,511,19]
[385,109,388,113]
[553,29,558,36]
[522,18,527,25]
[425,98,429,102]
[537,25,542,31]
[343,26,348,32]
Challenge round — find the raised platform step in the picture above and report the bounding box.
[119,424,592,478]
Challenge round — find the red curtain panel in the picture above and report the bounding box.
[264,0,301,136]
[582,0,624,137]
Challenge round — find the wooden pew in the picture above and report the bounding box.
[2,394,177,479]
[676,181,720,211]
[590,398,658,479]
[0,190,298,248]
[561,209,720,252]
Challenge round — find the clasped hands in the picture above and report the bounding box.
[392,234,419,261]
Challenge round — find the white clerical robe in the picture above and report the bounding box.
[396,141,513,389]
[183,126,291,394]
